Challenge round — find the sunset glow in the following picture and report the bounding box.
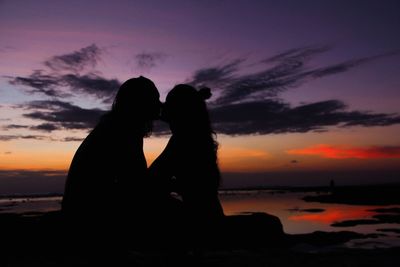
[1,0,400,194]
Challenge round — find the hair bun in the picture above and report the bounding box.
[198,87,212,100]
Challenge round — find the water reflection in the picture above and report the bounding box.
[289,207,376,224]
[219,189,400,249]
[1,190,399,248]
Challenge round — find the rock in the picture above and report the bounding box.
[221,212,285,249]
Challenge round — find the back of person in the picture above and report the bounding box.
[62,115,147,221]
[61,76,161,248]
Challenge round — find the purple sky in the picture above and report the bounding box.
[1,0,400,193]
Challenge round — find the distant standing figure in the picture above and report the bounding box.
[330,179,336,193]
[62,76,161,227]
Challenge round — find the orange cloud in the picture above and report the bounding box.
[286,144,400,159]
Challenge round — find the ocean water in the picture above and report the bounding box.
[1,190,399,248]
[221,190,400,249]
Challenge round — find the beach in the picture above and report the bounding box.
[1,185,400,266]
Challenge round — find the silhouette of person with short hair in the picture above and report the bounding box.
[62,76,161,238]
[149,84,224,247]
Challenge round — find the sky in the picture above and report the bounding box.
[1,0,400,194]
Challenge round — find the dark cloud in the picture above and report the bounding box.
[0,135,48,141]
[62,137,84,142]
[4,151,12,155]
[187,47,400,105]
[44,44,101,72]
[183,46,400,135]
[0,135,23,141]
[209,99,400,135]
[2,123,59,133]
[30,123,61,132]
[6,45,400,138]
[9,70,67,97]
[188,59,243,89]
[10,71,120,102]
[61,73,120,102]
[309,50,400,78]
[8,44,120,102]
[0,134,85,142]
[135,52,166,70]
[21,100,106,131]
[262,45,331,63]
[19,135,47,140]
[3,124,29,130]
[291,160,299,164]
[152,121,171,136]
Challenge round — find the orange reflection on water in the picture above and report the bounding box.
[289,207,376,224]
[287,144,400,159]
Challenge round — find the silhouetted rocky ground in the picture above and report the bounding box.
[1,211,399,266]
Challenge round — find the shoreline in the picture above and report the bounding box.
[2,183,400,199]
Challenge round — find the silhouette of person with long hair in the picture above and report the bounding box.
[62,76,161,237]
[149,84,224,247]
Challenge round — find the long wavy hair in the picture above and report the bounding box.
[164,84,220,186]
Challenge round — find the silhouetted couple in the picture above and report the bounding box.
[62,76,224,249]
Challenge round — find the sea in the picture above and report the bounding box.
[1,189,399,249]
